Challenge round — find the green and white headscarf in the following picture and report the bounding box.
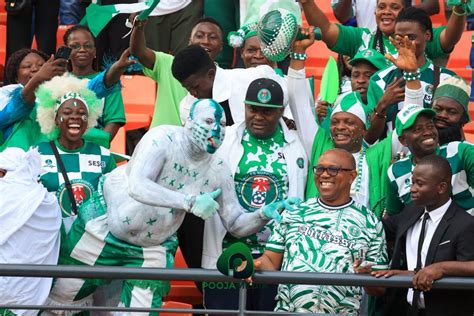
[331,92,368,127]
[433,76,471,122]
[36,74,103,140]
[228,22,259,48]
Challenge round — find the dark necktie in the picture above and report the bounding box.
[411,211,430,314]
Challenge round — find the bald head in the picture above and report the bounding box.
[320,148,356,170]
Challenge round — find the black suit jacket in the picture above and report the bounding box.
[381,201,474,316]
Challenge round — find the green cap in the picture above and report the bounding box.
[433,76,471,122]
[349,49,390,71]
[396,104,436,135]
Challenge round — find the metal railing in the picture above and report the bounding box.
[1,264,474,315]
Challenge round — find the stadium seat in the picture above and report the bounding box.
[306,39,338,70]
[302,0,337,26]
[0,12,6,25]
[166,247,203,306]
[121,74,156,116]
[161,301,192,316]
[464,121,474,134]
[124,112,151,131]
[110,126,126,155]
[447,31,474,69]
[465,132,474,143]
[56,25,74,49]
[0,24,5,78]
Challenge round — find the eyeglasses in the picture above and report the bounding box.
[313,165,354,176]
[69,43,95,50]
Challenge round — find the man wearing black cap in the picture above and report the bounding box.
[202,77,307,313]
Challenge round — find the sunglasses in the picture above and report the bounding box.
[313,165,354,177]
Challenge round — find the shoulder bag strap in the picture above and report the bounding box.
[49,140,78,215]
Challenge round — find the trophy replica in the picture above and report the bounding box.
[257,9,322,62]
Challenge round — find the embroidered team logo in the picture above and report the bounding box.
[43,159,55,169]
[57,179,94,216]
[238,172,280,210]
[297,157,304,169]
[363,50,373,57]
[257,88,271,104]
[348,225,361,238]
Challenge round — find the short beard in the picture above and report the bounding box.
[436,124,463,145]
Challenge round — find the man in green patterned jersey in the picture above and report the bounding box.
[202,78,307,312]
[387,104,474,214]
[255,148,388,314]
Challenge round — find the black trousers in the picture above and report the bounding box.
[6,0,59,64]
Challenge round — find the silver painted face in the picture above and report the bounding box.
[190,100,226,154]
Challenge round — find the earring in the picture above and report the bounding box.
[59,116,64,123]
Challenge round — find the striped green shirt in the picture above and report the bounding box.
[267,198,387,314]
[367,59,455,132]
[387,141,474,214]
[37,139,116,218]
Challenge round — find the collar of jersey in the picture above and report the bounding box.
[317,198,354,210]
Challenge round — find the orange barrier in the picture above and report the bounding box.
[161,301,192,316]
[121,74,156,116]
[166,247,203,306]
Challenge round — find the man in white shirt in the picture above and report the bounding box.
[373,154,474,316]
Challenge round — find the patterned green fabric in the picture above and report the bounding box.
[53,193,178,311]
[387,141,474,214]
[223,126,288,254]
[0,309,16,316]
[37,139,115,218]
[267,198,387,313]
[332,24,447,60]
[367,59,455,131]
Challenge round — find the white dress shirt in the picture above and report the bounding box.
[405,198,452,308]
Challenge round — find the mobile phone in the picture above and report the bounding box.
[55,46,72,60]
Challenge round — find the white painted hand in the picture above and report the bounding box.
[190,188,221,220]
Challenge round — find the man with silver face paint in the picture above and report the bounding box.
[45,99,295,310]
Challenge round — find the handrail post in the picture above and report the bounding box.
[238,281,247,316]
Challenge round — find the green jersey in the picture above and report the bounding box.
[367,59,455,132]
[37,139,116,218]
[223,126,288,254]
[267,198,387,314]
[387,141,474,214]
[332,24,447,60]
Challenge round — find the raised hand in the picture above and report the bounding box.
[190,188,221,220]
[33,55,67,83]
[260,197,302,222]
[376,76,405,113]
[385,35,418,72]
[292,26,316,53]
[316,100,330,122]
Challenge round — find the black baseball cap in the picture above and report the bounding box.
[245,78,284,108]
